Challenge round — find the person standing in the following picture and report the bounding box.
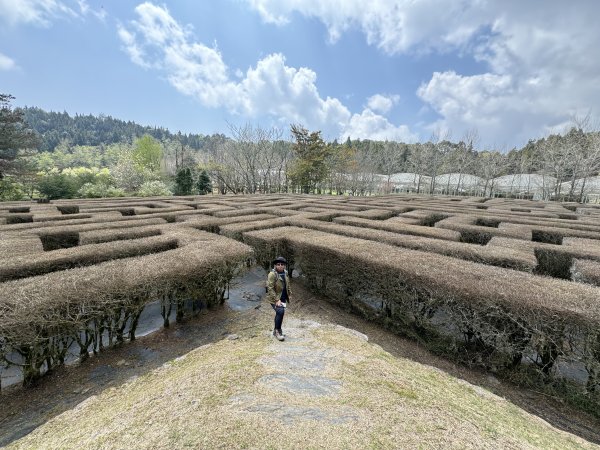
[266,256,292,341]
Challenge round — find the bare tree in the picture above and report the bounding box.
[407,142,429,194]
[379,141,407,193]
[475,150,507,197]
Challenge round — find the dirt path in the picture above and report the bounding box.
[1,281,599,446]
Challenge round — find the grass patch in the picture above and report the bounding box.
[8,320,594,449]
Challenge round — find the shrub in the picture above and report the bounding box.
[37,173,79,200]
[78,183,126,198]
[0,178,26,201]
[137,181,173,197]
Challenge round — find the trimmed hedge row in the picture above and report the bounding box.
[242,226,600,406]
[0,225,252,386]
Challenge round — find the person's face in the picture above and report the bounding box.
[275,262,285,273]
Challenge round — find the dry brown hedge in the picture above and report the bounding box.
[284,217,536,271]
[242,225,600,403]
[571,259,600,286]
[0,220,252,386]
[333,216,461,241]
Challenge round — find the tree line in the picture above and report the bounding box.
[2,94,600,201]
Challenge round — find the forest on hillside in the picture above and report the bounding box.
[22,107,215,152]
[1,96,600,202]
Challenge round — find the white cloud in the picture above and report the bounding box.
[342,108,417,142]
[366,94,399,114]
[0,0,75,26]
[245,1,600,147]
[0,52,16,71]
[77,0,106,21]
[245,0,484,54]
[0,0,105,26]
[416,5,600,146]
[120,2,413,142]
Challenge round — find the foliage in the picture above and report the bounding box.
[196,169,212,195]
[77,182,125,198]
[174,167,194,196]
[288,124,331,193]
[22,106,212,152]
[0,177,26,200]
[11,103,600,200]
[0,94,40,179]
[61,166,113,187]
[132,135,163,173]
[110,153,146,193]
[137,180,172,197]
[37,172,79,199]
[34,144,115,171]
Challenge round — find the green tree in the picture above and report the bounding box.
[37,172,79,199]
[0,177,26,200]
[288,124,330,194]
[132,135,163,173]
[0,94,39,179]
[196,169,212,195]
[174,167,194,195]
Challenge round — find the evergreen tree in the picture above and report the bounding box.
[196,169,212,195]
[288,124,330,194]
[0,94,39,179]
[174,167,194,195]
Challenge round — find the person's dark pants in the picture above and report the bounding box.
[271,303,285,333]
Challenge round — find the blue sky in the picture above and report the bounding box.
[1,1,599,149]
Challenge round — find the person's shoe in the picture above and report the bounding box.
[274,330,285,341]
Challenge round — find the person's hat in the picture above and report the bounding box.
[272,256,287,265]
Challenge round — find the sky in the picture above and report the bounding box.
[1,1,599,150]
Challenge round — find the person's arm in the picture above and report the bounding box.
[266,271,277,304]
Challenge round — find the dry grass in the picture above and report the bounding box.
[571,259,600,286]
[7,318,594,449]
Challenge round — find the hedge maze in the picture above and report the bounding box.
[1,195,600,409]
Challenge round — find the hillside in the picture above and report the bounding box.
[21,107,220,152]
[6,301,595,449]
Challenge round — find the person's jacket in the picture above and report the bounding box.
[266,269,292,305]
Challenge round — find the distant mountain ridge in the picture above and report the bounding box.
[22,107,218,152]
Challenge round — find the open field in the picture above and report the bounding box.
[1,193,600,445]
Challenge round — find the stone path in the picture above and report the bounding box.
[230,318,367,425]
